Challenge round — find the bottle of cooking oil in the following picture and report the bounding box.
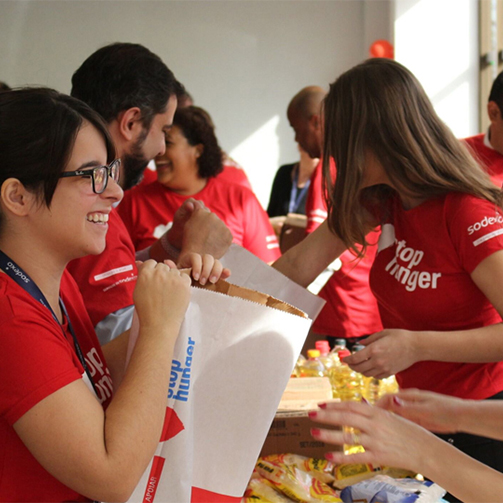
[330,349,364,401]
[298,349,325,377]
[352,343,380,405]
[328,338,347,365]
[291,353,306,377]
[315,340,334,376]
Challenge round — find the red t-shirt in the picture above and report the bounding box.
[370,192,503,399]
[217,165,252,190]
[67,209,138,327]
[139,164,252,190]
[118,178,281,263]
[306,160,383,338]
[463,133,503,187]
[0,270,113,502]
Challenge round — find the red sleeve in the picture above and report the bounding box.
[447,193,503,273]
[241,190,281,262]
[305,160,327,234]
[0,271,112,425]
[66,209,138,326]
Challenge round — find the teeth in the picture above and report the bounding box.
[87,213,109,223]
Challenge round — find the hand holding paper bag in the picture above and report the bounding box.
[124,247,324,503]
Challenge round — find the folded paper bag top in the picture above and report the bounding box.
[191,276,308,319]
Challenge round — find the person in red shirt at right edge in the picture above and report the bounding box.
[464,70,503,186]
[287,86,382,352]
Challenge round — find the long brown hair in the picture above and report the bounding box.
[322,58,502,256]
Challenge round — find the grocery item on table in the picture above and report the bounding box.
[299,349,325,377]
[328,350,365,453]
[352,344,380,404]
[255,459,341,502]
[332,463,385,489]
[262,453,335,484]
[315,340,336,375]
[247,477,293,503]
[328,339,347,366]
[292,354,307,377]
[340,474,446,503]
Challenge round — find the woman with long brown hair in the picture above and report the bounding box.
[274,58,503,487]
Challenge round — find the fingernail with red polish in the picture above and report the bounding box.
[311,428,321,436]
[308,411,318,419]
[393,396,403,406]
[318,402,327,409]
[325,452,336,461]
[361,397,370,405]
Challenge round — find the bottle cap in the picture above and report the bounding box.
[338,349,351,359]
[352,344,365,352]
[315,340,330,354]
[307,349,321,358]
[334,338,347,347]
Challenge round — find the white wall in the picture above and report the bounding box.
[394,0,479,138]
[0,0,383,207]
[1,1,477,205]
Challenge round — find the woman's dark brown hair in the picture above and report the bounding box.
[173,106,223,179]
[323,58,502,256]
[0,88,115,231]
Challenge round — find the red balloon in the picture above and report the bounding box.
[370,40,394,59]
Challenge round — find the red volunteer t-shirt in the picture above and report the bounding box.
[370,192,503,399]
[139,164,252,191]
[67,209,138,326]
[118,178,281,263]
[0,270,113,502]
[306,160,383,338]
[463,133,503,187]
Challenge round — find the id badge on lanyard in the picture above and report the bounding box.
[0,250,99,397]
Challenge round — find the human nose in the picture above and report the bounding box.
[157,135,166,157]
[102,176,123,203]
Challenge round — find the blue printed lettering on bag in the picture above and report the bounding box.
[168,337,195,402]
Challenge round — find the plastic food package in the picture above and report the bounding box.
[256,459,341,502]
[262,454,336,484]
[333,464,385,489]
[340,475,446,503]
[248,477,293,503]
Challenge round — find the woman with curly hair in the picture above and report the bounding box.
[119,106,280,263]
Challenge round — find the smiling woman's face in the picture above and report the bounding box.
[154,125,202,193]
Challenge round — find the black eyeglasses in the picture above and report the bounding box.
[59,159,121,194]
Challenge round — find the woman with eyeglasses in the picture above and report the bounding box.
[274,58,503,501]
[0,88,226,502]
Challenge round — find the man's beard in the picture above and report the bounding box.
[121,130,150,191]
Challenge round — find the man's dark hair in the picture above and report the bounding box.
[173,106,223,179]
[71,43,184,130]
[489,70,503,115]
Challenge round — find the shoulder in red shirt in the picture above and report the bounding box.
[370,192,503,398]
[0,269,112,501]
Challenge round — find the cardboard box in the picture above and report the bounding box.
[259,377,341,459]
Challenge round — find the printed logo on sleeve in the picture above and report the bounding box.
[84,347,113,404]
[467,214,503,246]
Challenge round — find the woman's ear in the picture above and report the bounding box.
[488,101,502,124]
[0,178,36,217]
[194,144,204,159]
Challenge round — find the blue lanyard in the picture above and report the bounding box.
[289,165,311,214]
[0,250,98,396]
